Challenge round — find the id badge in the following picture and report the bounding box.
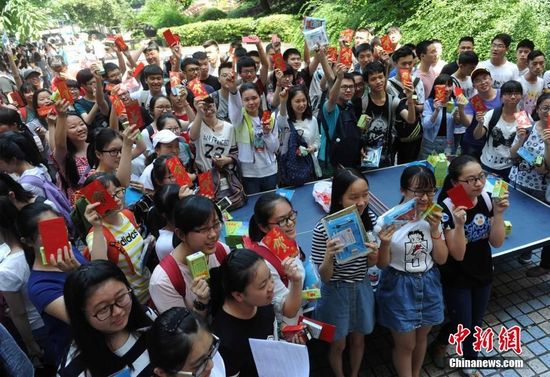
[219,177,230,191]
[362,146,382,168]
[253,133,265,151]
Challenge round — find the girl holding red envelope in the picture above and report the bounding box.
[431,155,508,374]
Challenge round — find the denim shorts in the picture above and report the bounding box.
[314,279,375,342]
[376,267,444,333]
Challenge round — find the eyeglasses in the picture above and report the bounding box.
[165,127,181,133]
[92,289,133,321]
[192,221,222,235]
[473,76,491,85]
[112,188,126,199]
[186,67,200,72]
[457,172,487,185]
[340,85,355,91]
[176,335,220,377]
[155,105,173,111]
[539,106,550,113]
[241,69,256,75]
[406,188,437,198]
[101,148,122,157]
[268,210,298,227]
[219,73,232,78]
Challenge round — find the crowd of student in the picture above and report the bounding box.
[0,24,548,377]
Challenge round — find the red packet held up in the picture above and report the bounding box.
[380,34,394,53]
[435,85,446,104]
[447,184,474,209]
[56,79,74,104]
[262,227,299,261]
[37,105,55,117]
[163,29,179,47]
[187,78,209,100]
[514,110,532,129]
[197,171,215,198]
[125,100,144,129]
[339,29,354,44]
[132,62,145,78]
[7,91,25,107]
[166,156,193,187]
[339,47,353,68]
[454,87,463,97]
[399,69,412,87]
[470,94,487,113]
[79,180,118,216]
[326,47,338,63]
[38,217,70,265]
[114,35,128,51]
[272,52,286,71]
[169,71,181,87]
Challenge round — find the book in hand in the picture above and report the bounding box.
[303,26,329,51]
[38,217,70,265]
[322,205,375,264]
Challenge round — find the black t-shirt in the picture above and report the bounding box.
[202,75,221,91]
[438,109,447,137]
[212,305,275,377]
[439,192,494,288]
[74,96,111,129]
[440,61,459,76]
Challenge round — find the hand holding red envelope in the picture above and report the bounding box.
[380,34,394,53]
[435,85,446,104]
[470,94,487,113]
[514,110,532,129]
[262,227,299,262]
[197,171,215,198]
[166,156,193,187]
[326,47,338,63]
[132,62,144,78]
[125,100,144,129]
[339,47,353,68]
[163,29,179,47]
[38,217,70,265]
[400,69,412,87]
[187,78,209,100]
[114,35,128,51]
[79,180,118,216]
[447,184,474,209]
[272,52,286,71]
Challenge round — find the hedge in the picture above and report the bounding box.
[158,14,301,46]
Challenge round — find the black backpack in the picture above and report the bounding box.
[461,106,502,158]
[278,120,315,186]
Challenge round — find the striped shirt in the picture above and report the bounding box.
[86,213,151,303]
[311,209,377,283]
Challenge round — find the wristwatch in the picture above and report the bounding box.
[193,300,208,311]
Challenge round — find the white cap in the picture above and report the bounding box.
[152,129,183,148]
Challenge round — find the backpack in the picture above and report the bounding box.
[19,175,74,231]
[211,166,247,211]
[159,242,228,298]
[243,236,288,287]
[278,120,315,186]
[82,209,142,275]
[388,78,423,142]
[461,106,502,158]
[71,196,92,243]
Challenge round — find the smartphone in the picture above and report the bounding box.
[216,197,232,212]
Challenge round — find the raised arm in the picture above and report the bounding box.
[91,64,110,116]
[53,100,70,172]
[190,98,206,142]
[255,39,269,86]
[327,64,346,113]
[116,125,139,187]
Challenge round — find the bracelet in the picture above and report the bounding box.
[193,299,208,311]
[431,231,442,240]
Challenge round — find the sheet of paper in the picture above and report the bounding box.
[249,338,309,377]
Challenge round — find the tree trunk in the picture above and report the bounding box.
[259,0,271,13]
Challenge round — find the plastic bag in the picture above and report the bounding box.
[312,181,332,213]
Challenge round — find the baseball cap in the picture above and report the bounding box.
[470,67,491,82]
[152,129,183,148]
[22,68,41,80]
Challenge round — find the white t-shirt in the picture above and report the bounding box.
[0,244,44,330]
[155,228,174,261]
[519,76,544,115]
[192,120,235,172]
[138,162,155,191]
[452,74,476,99]
[480,109,517,170]
[388,219,442,273]
[477,60,520,89]
[543,70,550,91]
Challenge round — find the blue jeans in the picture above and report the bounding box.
[436,284,492,360]
[242,174,278,195]
[0,324,34,376]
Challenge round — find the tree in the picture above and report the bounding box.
[52,0,131,30]
[0,0,48,42]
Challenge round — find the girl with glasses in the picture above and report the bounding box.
[376,165,448,377]
[148,307,225,377]
[311,168,378,377]
[149,195,230,314]
[59,260,154,377]
[431,155,509,377]
[248,192,304,324]
[83,173,151,304]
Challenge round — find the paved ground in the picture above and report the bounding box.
[309,248,550,377]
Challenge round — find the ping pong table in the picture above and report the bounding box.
[228,164,550,258]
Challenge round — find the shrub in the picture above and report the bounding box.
[198,7,227,21]
[162,18,255,45]
[226,1,261,19]
[255,14,301,42]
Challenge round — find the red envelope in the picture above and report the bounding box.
[299,316,336,343]
[447,184,474,209]
[514,110,532,129]
[169,71,181,87]
[547,114,550,129]
[132,62,145,78]
[125,100,144,129]
[399,69,412,87]
[197,171,215,198]
[242,235,256,250]
[242,35,260,44]
[326,47,338,63]
[110,95,126,116]
[339,47,353,68]
[7,91,24,107]
[79,180,118,216]
[339,29,354,43]
[114,35,128,51]
[261,110,271,125]
[262,227,299,261]
[470,94,487,113]
[37,105,55,117]
[38,217,70,265]
[380,34,394,53]
[56,79,74,104]
[272,52,286,71]
[187,78,209,100]
[454,87,463,97]
[166,156,193,187]
[163,29,179,47]
[435,85,446,104]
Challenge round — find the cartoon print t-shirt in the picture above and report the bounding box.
[388,219,442,273]
[480,109,517,170]
[439,192,494,288]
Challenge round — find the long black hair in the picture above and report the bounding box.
[0,131,45,167]
[32,88,52,127]
[330,168,374,231]
[287,85,313,122]
[58,111,90,190]
[87,127,122,169]
[438,155,480,202]
[148,307,207,375]
[173,195,222,236]
[0,172,34,203]
[64,260,153,376]
[0,196,20,245]
[399,165,437,203]
[248,192,292,242]
[428,73,454,100]
[151,154,172,191]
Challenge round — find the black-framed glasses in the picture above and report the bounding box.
[407,188,437,198]
[457,172,487,186]
[92,289,133,321]
[175,335,220,376]
[268,210,298,227]
[112,188,126,199]
[101,148,122,157]
[192,221,222,235]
